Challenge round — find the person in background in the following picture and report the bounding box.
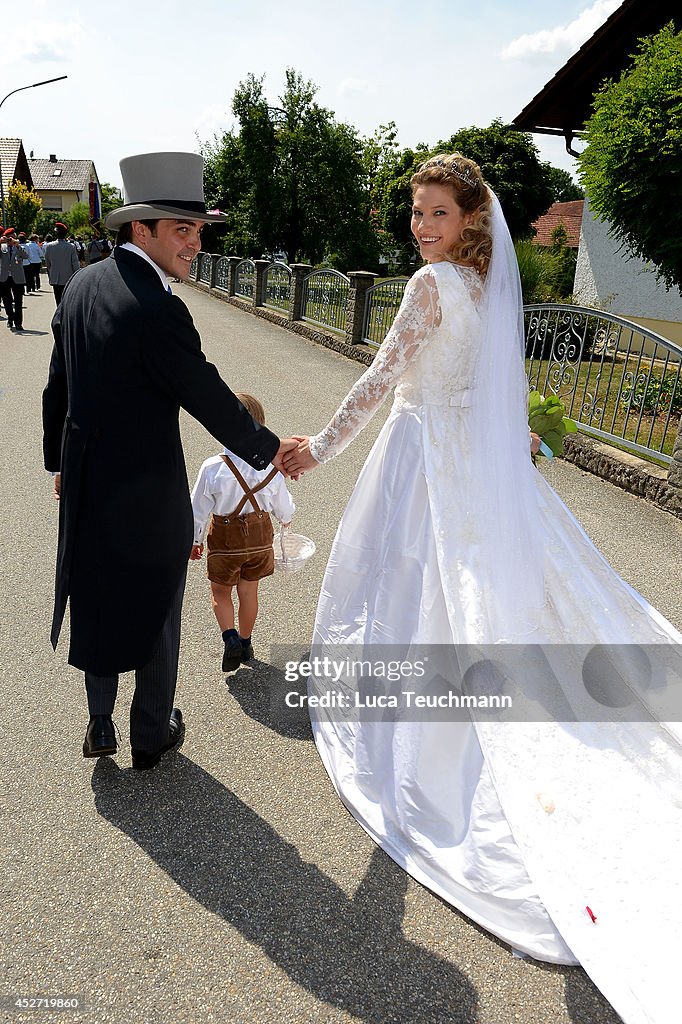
[86,230,110,264]
[26,234,44,292]
[44,223,80,305]
[73,236,86,267]
[0,228,28,330]
[17,233,33,292]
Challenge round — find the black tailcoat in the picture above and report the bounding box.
[42,248,279,675]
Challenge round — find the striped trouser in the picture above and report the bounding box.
[84,572,186,754]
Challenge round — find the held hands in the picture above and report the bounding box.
[273,437,320,479]
[282,436,320,476]
[53,473,61,500]
[189,543,204,561]
[272,438,301,477]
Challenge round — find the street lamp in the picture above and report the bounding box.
[0,75,67,227]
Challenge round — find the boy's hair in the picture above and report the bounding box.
[236,392,266,425]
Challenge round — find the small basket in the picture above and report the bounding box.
[274,525,316,575]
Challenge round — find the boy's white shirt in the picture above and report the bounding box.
[190,452,295,545]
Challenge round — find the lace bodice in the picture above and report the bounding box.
[309,262,483,464]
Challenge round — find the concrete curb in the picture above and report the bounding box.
[563,434,682,519]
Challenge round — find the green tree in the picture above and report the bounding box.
[437,120,555,238]
[369,120,559,258]
[34,210,61,238]
[99,182,122,220]
[579,23,682,291]
[203,69,379,269]
[543,165,583,203]
[4,181,42,233]
[364,126,429,268]
[64,201,92,235]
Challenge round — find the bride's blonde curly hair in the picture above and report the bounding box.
[411,153,492,277]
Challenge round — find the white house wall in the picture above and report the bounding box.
[574,199,682,346]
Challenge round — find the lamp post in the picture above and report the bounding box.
[0,75,67,228]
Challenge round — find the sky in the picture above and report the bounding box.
[0,0,623,193]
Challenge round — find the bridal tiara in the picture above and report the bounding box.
[431,158,478,189]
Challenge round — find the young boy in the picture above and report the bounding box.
[190,393,295,672]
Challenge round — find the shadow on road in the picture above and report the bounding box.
[92,755,479,1023]
[225,659,313,741]
[564,969,621,1024]
[8,328,49,336]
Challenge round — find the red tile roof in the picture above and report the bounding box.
[532,200,584,248]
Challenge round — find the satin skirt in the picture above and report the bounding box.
[310,404,682,1024]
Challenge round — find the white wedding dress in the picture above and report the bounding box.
[307,258,682,1024]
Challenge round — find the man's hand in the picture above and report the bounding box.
[53,472,61,500]
[282,437,320,476]
[272,438,303,477]
[530,432,541,456]
[189,543,203,561]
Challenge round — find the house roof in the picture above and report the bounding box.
[0,138,33,197]
[29,157,97,192]
[532,200,584,248]
[512,0,680,143]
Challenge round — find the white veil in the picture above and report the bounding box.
[469,190,546,641]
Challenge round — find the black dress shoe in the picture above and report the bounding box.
[241,641,254,662]
[222,635,244,673]
[131,708,184,770]
[83,715,117,758]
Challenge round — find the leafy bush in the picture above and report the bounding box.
[579,24,682,291]
[515,240,550,303]
[622,371,682,416]
[4,181,42,233]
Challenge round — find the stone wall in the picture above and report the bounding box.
[563,433,682,518]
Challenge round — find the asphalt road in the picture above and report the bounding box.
[1,279,680,1024]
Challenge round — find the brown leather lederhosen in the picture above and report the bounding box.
[206,455,279,586]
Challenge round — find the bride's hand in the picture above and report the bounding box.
[272,438,300,476]
[283,436,320,476]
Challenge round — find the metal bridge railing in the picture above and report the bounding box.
[362,278,409,348]
[524,304,682,464]
[302,269,350,335]
[234,259,256,301]
[264,262,292,313]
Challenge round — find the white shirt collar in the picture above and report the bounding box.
[119,242,170,292]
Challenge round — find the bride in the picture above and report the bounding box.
[284,154,682,1024]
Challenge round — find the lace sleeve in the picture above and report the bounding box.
[309,267,441,463]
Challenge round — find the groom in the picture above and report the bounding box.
[42,151,296,769]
